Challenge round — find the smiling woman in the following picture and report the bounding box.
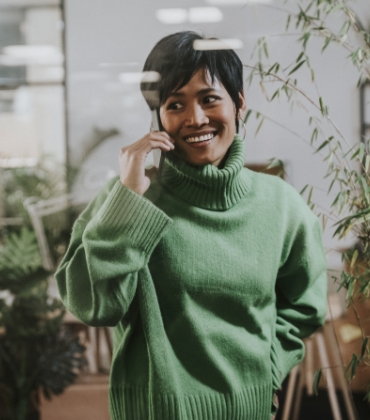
[160,68,246,167]
[55,31,328,420]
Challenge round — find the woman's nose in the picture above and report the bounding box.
[184,104,209,127]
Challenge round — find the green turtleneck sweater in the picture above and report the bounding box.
[55,139,327,420]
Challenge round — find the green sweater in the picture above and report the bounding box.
[55,138,327,420]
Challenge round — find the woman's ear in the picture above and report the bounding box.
[238,90,247,118]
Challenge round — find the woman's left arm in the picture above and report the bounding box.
[271,205,327,390]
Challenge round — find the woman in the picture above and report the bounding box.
[55,31,327,420]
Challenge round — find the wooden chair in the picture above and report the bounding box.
[281,295,357,420]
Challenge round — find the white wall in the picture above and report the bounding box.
[64,0,370,267]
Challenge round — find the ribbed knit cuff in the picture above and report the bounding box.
[271,337,303,388]
[97,181,173,255]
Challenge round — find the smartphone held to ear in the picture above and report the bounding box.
[151,108,162,168]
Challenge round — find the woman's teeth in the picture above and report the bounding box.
[185,133,215,143]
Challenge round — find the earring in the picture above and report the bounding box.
[237,117,247,141]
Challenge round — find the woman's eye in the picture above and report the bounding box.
[168,102,183,110]
[204,96,218,104]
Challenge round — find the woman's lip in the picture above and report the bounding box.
[185,137,214,148]
[182,131,217,141]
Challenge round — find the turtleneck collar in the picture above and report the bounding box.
[159,136,251,211]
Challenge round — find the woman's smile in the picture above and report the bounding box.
[160,68,246,167]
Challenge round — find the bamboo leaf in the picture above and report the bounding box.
[300,32,311,50]
[359,175,369,204]
[350,250,359,268]
[319,97,327,115]
[311,127,319,144]
[255,117,265,136]
[311,68,315,82]
[346,353,360,381]
[300,184,309,195]
[313,368,322,395]
[270,89,280,102]
[328,178,336,193]
[263,39,269,58]
[346,277,355,303]
[243,109,252,124]
[288,60,306,76]
[315,139,329,153]
[307,186,314,204]
[296,51,305,63]
[266,62,277,75]
[334,207,370,227]
[359,143,365,162]
[361,337,368,358]
[286,14,291,31]
[351,148,360,160]
[321,214,327,230]
[322,36,332,52]
[365,155,370,172]
[259,81,269,101]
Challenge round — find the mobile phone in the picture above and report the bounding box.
[150,109,165,176]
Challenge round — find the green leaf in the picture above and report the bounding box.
[319,97,327,115]
[313,368,322,395]
[360,143,365,162]
[328,178,336,193]
[311,68,315,82]
[311,128,319,144]
[339,20,351,39]
[255,117,265,136]
[322,36,332,52]
[360,337,368,358]
[346,354,360,381]
[307,186,314,204]
[296,51,305,63]
[300,184,309,195]
[300,32,311,49]
[346,277,355,303]
[366,155,370,172]
[243,109,252,124]
[286,14,291,31]
[270,89,280,102]
[263,39,269,58]
[359,175,369,204]
[315,140,329,153]
[350,250,359,268]
[288,60,306,76]
[266,62,277,75]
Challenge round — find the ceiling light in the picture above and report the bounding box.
[118,71,160,84]
[1,45,63,66]
[156,8,187,24]
[193,38,244,50]
[188,7,223,23]
[205,0,273,5]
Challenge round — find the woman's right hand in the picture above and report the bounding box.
[119,131,175,196]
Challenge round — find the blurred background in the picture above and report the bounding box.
[0,0,370,419]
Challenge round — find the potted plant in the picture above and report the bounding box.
[0,227,86,420]
[244,0,370,401]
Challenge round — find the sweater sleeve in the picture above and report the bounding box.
[55,178,173,327]
[270,194,327,391]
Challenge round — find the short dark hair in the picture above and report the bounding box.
[141,31,244,131]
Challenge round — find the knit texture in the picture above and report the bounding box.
[55,138,327,420]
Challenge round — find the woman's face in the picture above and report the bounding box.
[160,68,246,167]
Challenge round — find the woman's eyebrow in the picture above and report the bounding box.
[167,87,220,98]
